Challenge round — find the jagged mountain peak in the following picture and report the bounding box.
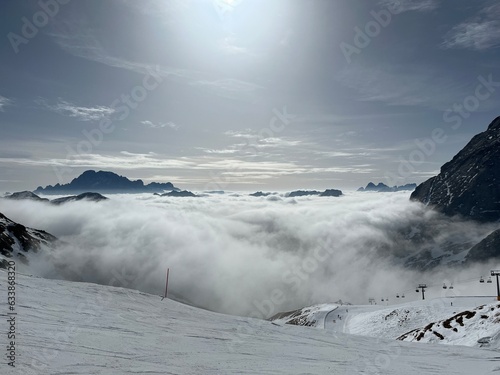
[411,116,500,222]
[34,170,179,195]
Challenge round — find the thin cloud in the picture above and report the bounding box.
[443,21,500,51]
[442,4,500,50]
[37,98,115,122]
[141,120,179,130]
[48,22,265,101]
[0,96,13,112]
[336,64,469,109]
[379,0,440,13]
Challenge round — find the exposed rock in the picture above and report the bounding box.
[464,229,500,263]
[0,212,57,268]
[411,117,500,222]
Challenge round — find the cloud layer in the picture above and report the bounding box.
[0,192,497,317]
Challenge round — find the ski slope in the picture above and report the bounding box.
[273,296,500,350]
[2,272,500,374]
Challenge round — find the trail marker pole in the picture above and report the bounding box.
[161,268,169,301]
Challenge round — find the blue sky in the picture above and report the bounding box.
[1,0,499,192]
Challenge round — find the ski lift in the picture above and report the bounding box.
[443,283,448,289]
[480,276,485,283]
[416,289,419,293]
[449,284,454,290]
[396,294,400,298]
[402,294,405,298]
[381,298,384,302]
[487,277,493,284]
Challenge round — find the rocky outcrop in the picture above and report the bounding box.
[4,191,108,205]
[250,191,271,197]
[51,192,109,205]
[411,117,500,222]
[161,190,197,197]
[358,182,417,192]
[5,191,49,202]
[287,189,343,198]
[464,229,500,263]
[320,189,343,197]
[0,212,57,269]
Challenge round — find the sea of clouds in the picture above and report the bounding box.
[1,191,498,317]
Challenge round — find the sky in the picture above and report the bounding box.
[1,0,500,192]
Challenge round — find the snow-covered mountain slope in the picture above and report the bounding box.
[271,303,339,328]
[273,297,500,349]
[2,272,500,375]
[398,302,500,347]
[0,212,56,269]
[411,116,500,222]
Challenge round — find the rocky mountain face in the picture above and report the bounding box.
[0,212,57,269]
[411,117,500,222]
[35,170,179,195]
[358,182,417,192]
[464,229,500,264]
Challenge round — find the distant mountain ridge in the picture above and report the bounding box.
[358,182,417,192]
[411,117,500,222]
[4,191,108,205]
[285,189,343,197]
[34,170,179,195]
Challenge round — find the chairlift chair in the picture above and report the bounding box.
[396,294,400,298]
[488,277,493,284]
[449,284,454,290]
[402,294,405,298]
[480,276,485,283]
[443,283,448,289]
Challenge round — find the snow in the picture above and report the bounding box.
[2,272,500,374]
[272,303,338,328]
[274,296,500,350]
[398,302,500,347]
